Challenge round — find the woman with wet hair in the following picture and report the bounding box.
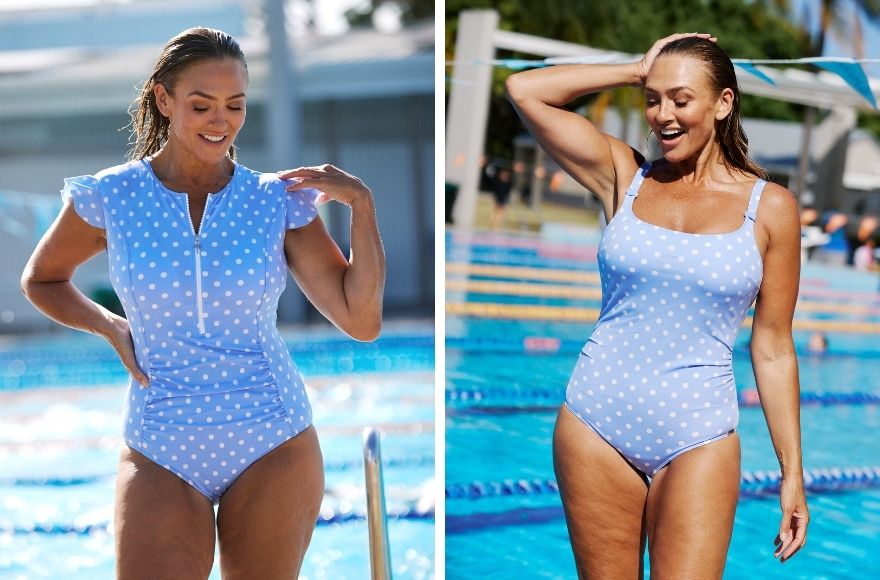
[507,33,807,577]
[21,27,385,577]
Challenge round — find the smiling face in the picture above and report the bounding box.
[644,55,733,164]
[154,57,248,166]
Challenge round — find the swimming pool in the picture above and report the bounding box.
[446,229,880,579]
[0,322,434,579]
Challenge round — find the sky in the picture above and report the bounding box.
[794,0,880,78]
[1,0,877,76]
[0,0,381,36]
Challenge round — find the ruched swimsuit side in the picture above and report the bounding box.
[565,161,764,477]
[62,160,319,502]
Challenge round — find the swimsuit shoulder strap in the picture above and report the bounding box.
[744,178,766,222]
[624,161,653,198]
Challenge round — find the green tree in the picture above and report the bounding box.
[346,0,434,27]
[447,0,811,162]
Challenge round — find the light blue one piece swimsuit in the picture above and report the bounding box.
[565,161,765,477]
[62,159,319,502]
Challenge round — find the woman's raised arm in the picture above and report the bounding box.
[279,165,385,342]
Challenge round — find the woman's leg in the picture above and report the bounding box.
[115,446,217,580]
[216,426,325,579]
[645,433,741,580]
[554,405,650,579]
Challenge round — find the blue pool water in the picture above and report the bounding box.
[0,323,434,579]
[446,230,880,579]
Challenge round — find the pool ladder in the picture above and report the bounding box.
[363,427,392,579]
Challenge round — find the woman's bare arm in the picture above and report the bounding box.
[21,202,149,386]
[749,182,808,561]
[505,62,644,213]
[280,166,385,342]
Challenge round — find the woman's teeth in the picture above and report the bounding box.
[201,134,224,142]
[660,129,684,140]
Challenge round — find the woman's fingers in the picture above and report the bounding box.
[106,320,149,388]
[781,512,808,561]
[277,164,340,180]
[774,508,808,562]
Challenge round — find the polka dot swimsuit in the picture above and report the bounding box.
[62,160,319,502]
[565,161,764,477]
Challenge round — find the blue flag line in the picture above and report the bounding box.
[448,56,880,108]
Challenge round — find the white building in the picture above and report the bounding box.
[0,1,434,332]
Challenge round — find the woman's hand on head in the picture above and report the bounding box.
[278,164,373,207]
[774,476,809,563]
[636,32,717,82]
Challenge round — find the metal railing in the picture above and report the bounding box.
[363,427,392,579]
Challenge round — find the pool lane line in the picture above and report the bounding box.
[0,454,437,487]
[446,302,602,322]
[444,336,880,358]
[447,262,880,303]
[1,507,436,536]
[445,389,880,410]
[447,279,603,300]
[447,278,880,317]
[448,231,600,252]
[446,465,880,505]
[446,301,880,333]
[446,262,600,283]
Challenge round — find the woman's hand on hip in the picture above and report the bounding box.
[102,315,150,388]
[636,32,717,81]
[278,164,373,207]
[774,476,809,562]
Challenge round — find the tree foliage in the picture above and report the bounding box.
[346,0,434,27]
[446,0,816,160]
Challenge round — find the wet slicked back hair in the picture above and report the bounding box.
[128,27,247,161]
[656,37,768,180]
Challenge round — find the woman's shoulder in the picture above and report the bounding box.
[92,159,149,184]
[757,180,797,214]
[234,164,288,197]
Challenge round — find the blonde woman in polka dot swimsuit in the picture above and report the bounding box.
[507,33,807,577]
[21,28,384,578]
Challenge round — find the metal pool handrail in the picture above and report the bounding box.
[363,427,392,579]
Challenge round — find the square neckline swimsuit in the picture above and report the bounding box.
[62,159,319,502]
[565,160,765,477]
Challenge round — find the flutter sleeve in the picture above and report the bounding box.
[285,187,320,230]
[60,175,105,229]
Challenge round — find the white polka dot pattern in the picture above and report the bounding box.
[565,161,764,477]
[61,160,319,502]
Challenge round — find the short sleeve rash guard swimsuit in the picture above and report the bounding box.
[565,161,765,477]
[62,159,319,502]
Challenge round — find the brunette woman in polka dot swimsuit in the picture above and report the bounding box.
[21,29,384,578]
[508,34,807,577]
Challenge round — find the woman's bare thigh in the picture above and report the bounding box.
[554,405,650,580]
[115,446,216,580]
[216,425,325,580]
[645,432,741,580]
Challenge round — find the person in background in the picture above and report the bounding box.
[854,238,877,271]
[489,167,514,229]
[807,331,829,355]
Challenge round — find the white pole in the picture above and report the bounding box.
[446,10,499,227]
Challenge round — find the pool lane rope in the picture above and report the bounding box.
[1,454,435,487]
[446,388,880,409]
[446,466,880,501]
[1,506,435,536]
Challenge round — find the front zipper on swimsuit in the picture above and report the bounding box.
[185,194,211,336]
